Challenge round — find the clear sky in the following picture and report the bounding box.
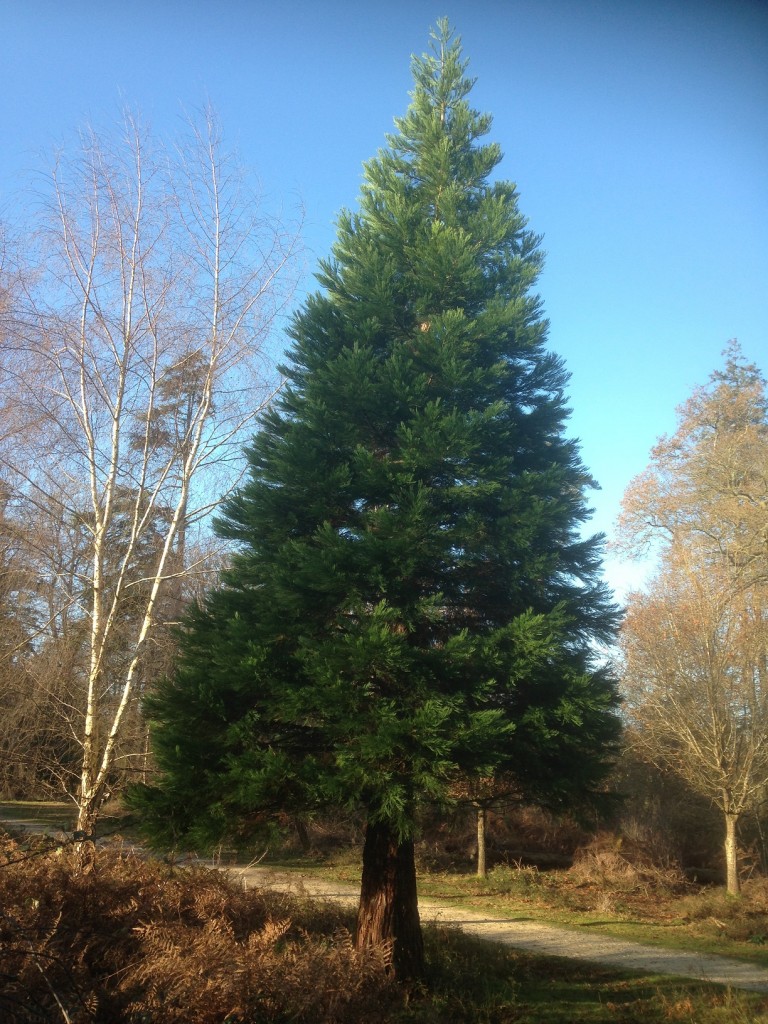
[2,0,766,600]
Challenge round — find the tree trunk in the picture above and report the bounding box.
[476,804,487,878]
[74,791,101,871]
[724,810,740,895]
[355,820,424,981]
[293,816,311,854]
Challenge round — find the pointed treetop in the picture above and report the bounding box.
[387,19,496,174]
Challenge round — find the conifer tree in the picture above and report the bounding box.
[135,22,620,979]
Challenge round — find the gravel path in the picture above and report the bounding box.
[230,863,768,994]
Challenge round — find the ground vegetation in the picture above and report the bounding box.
[2,826,768,1024]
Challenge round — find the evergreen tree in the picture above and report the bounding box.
[134,22,620,980]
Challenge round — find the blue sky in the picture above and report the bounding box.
[2,0,766,599]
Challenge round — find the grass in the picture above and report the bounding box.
[0,798,76,825]
[419,931,768,1023]
[1,832,768,1024]
[0,798,137,839]
[415,865,768,965]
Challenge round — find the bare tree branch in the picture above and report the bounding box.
[0,108,301,835]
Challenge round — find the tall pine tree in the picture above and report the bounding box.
[135,22,621,979]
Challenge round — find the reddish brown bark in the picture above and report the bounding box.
[354,820,424,980]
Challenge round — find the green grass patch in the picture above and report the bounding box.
[0,799,74,825]
[415,867,768,966]
[418,929,768,1023]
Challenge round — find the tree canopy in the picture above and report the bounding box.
[0,110,299,838]
[619,343,768,894]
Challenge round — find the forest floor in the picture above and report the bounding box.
[5,803,768,996]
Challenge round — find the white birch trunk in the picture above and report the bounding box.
[0,109,300,840]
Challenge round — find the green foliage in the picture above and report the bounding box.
[133,21,620,851]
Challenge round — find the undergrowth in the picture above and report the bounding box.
[3,832,768,1023]
[0,835,396,1023]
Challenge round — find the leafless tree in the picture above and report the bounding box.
[621,546,768,894]
[618,344,768,893]
[0,109,300,839]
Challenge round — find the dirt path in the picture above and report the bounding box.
[6,818,768,994]
[228,863,768,994]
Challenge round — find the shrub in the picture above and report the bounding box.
[0,836,398,1023]
[568,831,688,893]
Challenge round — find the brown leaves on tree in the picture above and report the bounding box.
[618,342,768,894]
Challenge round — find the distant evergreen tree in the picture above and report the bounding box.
[134,21,621,979]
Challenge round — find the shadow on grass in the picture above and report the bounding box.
[423,928,768,1023]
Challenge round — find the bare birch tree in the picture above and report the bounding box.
[0,110,300,838]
